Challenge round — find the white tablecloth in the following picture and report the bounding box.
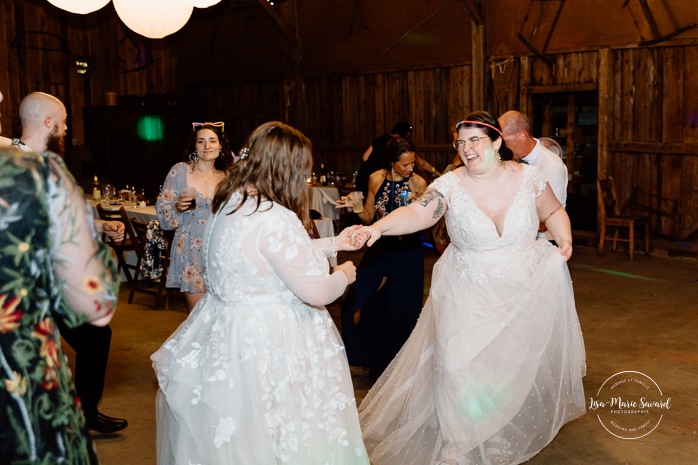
[309,186,340,220]
[89,200,157,282]
[89,200,158,224]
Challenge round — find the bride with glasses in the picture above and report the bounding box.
[354,111,586,465]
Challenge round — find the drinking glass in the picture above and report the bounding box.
[102,184,114,201]
[350,191,364,213]
[183,187,197,211]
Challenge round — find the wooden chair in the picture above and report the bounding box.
[129,217,175,309]
[95,204,137,282]
[597,177,650,260]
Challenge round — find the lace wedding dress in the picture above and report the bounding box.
[152,193,369,465]
[359,165,586,465]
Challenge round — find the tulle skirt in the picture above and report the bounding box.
[358,242,586,465]
[152,294,369,465]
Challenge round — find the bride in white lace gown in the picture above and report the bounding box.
[152,122,369,465]
[355,112,586,465]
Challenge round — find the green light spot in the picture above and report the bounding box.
[137,116,164,141]
[573,264,665,282]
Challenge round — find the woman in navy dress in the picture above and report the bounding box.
[339,136,428,378]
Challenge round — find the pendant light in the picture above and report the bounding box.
[112,0,193,39]
[180,0,222,7]
[47,0,111,14]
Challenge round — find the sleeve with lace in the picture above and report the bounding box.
[260,208,348,306]
[531,167,563,221]
[311,236,336,258]
[46,153,118,327]
[157,162,187,231]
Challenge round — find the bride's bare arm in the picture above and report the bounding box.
[360,189,447,246]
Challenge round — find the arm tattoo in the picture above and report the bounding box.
[417,189,445,219]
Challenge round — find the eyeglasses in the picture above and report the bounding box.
[453,136,489,150]
[192,121,225,132]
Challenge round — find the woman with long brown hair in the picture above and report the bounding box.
[156,122,232,311]
[152,121,369,465]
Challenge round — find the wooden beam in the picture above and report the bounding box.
[639,23,697,47]
[254,0,297,48]
[516,33,552,65]
[637,0,661,40]
[598,48,611,180]
[471,22,484,110]
[659,0,679,30]
[528,83,598,94]
[609,141,698,156]
[542,0,566,53]
[458,0,483,26]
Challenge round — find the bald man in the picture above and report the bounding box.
[13,92,128,434]
[499,110,568,242]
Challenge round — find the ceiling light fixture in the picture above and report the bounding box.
[48,0,222,39]
[47,0,111,14]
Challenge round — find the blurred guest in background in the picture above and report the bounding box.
[338,136,427,378]
[499,110,568,242]
[156,122,232,311]
[0,87,118,463]
[356,121,414,198]
[11,91,127,433]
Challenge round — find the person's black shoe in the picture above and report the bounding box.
[87,412,128,433]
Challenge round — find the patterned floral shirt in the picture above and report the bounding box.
[0,148,118,464]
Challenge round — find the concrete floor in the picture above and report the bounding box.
[68,244,698,465]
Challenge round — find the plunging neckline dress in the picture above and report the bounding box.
[358,165,586,465]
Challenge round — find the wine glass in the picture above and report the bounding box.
[102,184,114,201]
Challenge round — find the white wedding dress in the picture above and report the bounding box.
[358,165,586,465]
[152,193,369,465]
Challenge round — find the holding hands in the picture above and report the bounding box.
[348,225,381,248]
[334,225,365,251]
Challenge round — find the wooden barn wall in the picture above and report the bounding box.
[0,2,179,146]
[188,66,474,178]
[512,48,698,240]
[608,46,698,240]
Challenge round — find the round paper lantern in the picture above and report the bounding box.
[180,0,222,7]
[113,0,193,39]
[47,0,111,14]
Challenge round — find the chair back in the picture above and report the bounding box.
[96,204,132,244]
[127,216,148,258]
[597,177,621,218]
[539,137,563,158]
[95,203,122,221]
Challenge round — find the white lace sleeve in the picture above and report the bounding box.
[311,236,336,258]
[260,210,348,306]
[532,167,549,198]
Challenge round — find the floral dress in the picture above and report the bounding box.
[0,149,118,464]
[156,162,211,293]
[152,193,369,465]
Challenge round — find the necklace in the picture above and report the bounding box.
[197,165,218,199]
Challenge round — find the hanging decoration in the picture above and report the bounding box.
[47,0,225,39]
[180,0,223,7]
[47,0,111,14]
[112,0,194,39]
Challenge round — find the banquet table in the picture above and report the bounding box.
[89,200,158,224]
[89,199,338,275]
[309,186,340,220]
